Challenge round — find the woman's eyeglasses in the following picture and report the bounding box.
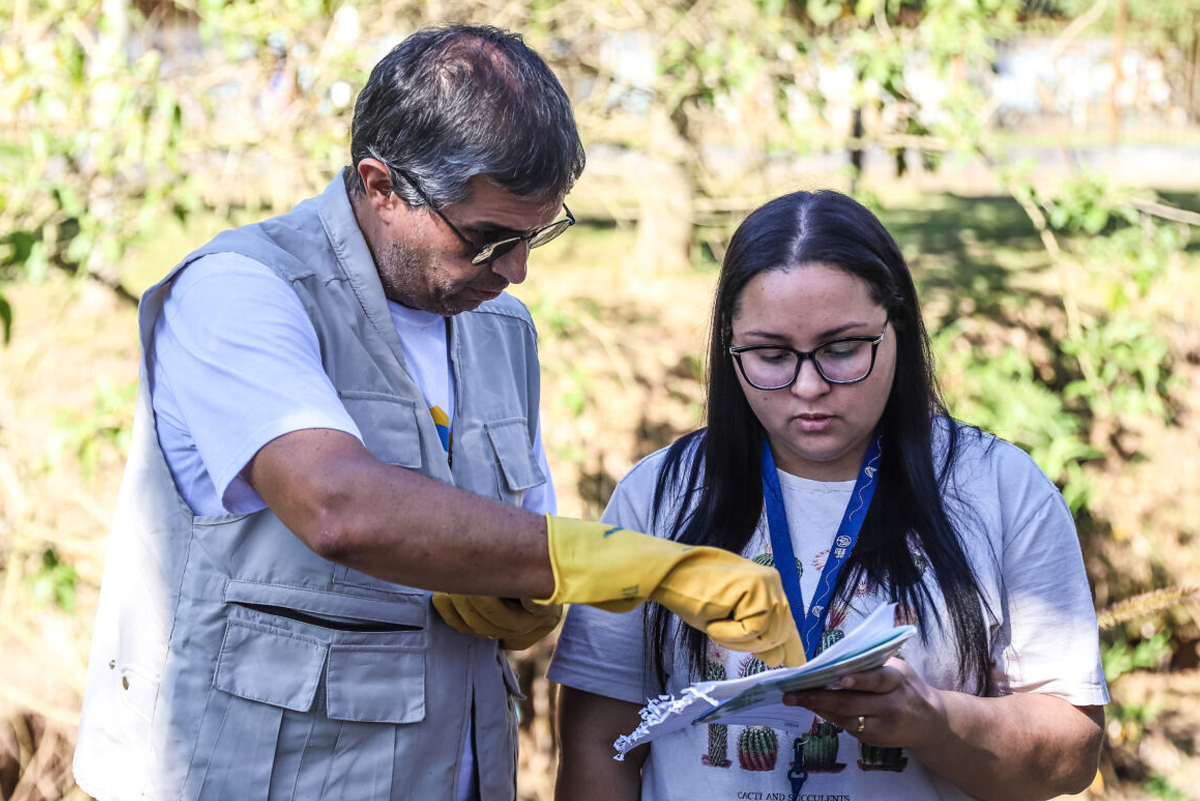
[729,325,888,390]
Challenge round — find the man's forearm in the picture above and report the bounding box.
[248,427,804,666]
[248,427,556,597]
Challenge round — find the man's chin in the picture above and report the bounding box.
[456,287,504,309]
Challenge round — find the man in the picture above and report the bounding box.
[73,24,802,801]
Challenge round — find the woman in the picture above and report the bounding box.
[548,190,1107,801]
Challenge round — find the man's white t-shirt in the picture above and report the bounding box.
[548,428,1109,801]
[152,252,554,517]
[152,253,555,801]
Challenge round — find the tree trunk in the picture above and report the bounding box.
[632,109,694,274]
[1109,0,1127,145]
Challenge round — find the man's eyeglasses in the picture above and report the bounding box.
[729,325,888,390]
[394,168,574,265]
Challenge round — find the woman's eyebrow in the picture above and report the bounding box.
[738,321,873,341]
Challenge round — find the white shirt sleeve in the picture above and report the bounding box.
[547,455,663,704]
[986,444,1109,704]
[152,253,361,516]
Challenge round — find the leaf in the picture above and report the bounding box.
[0,290,11,343]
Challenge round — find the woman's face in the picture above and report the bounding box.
[729,262,896,481]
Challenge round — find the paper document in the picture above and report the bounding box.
[613,603,916,759]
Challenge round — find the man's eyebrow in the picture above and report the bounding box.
[469,222,523,238]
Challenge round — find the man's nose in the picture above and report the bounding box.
[490,242,529,285]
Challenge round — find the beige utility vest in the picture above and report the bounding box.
[73,175,547,801]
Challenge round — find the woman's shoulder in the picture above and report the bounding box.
[605,432,705,531]
[936,417,1064,503]
[615,431,704,490]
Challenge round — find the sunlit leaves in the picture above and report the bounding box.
[0,289,11,343]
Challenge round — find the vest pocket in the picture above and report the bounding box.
[326,643,425,723]
[226,578,428,628]
[213,620,326,711]
[182,687,284,800]
[185,620,322,799]
[213,609,429,726]
[485,418,546,496]
[339,390,423,467]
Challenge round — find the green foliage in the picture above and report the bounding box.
[1,0,189,297]
[559,366,593,419]
[1061,317,1174,422]
[27,546,79,614]
[1143,772,1189,801]
[529,294,594,419]
[934,327,1101,510]
[1039,175,1188,309]
[1105,695,1164,752]
[1038,174,1182,424]
[528,294,582,343]
[1102,628,1172,683]
[1,0,366,338]
[43,377,136,482]
[554,442,587,466]
[1042,174,1135,234]
[0,287,10,343]
[932,168,1190,514]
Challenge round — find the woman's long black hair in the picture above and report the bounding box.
[646,190,994,696]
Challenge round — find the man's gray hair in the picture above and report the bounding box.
[346,24,585,207]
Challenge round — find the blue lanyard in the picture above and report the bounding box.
[760,431,882,657]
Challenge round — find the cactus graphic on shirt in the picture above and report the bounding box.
[737,726,779,772]
[701,642,732,768]
[751,551,802,579]
[878,546,929,591]
[858,742,909,772]
[815,604,846,657]
[803,718,847,773]
[735,654,779,771]
[816,628,845,655]
[910,548,928,575]
[889,548,928,628]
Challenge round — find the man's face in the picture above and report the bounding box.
[377,175,565,315]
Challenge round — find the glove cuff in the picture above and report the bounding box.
[532,513,567,605]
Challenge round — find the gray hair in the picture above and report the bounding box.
[345,24,585,207]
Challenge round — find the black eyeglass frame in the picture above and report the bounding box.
[392,168,574,265]
[729,326,888,390]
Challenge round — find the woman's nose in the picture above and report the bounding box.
[789,357,830,397]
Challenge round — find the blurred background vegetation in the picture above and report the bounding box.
[2,0,1199,799]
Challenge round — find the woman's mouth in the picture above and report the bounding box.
[796,413,834,432]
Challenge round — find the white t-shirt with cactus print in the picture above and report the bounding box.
[548,424,1109,801]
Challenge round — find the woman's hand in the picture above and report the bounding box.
[782,656,947,750]
[782,657,1104,801]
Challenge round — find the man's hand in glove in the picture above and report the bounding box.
[536,516,805,668]
[432,593,562,651]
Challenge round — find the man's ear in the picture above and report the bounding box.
[356,158,400,214]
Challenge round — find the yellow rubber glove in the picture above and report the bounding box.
[537,515,805,668]
[432,593,563,651]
